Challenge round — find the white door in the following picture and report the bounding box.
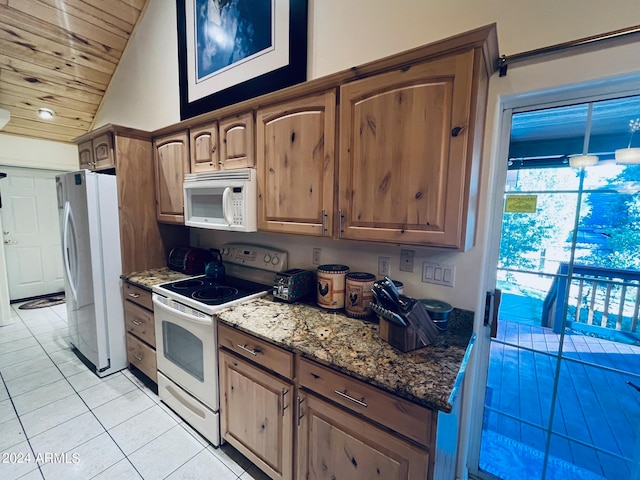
[0,167,65,300]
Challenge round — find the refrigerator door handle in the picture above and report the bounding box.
[62,201,78,302]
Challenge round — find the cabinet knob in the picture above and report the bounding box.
[451,126,463,137]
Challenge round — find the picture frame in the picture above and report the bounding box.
[176,0,308,120]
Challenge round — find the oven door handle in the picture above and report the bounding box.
[153,296,214,326]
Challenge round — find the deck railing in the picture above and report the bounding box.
[542,263,640,344]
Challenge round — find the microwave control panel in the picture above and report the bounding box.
[230,187,243,225]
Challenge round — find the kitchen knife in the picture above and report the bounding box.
[370,302,408,327]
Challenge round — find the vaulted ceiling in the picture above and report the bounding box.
[0,0,148,144]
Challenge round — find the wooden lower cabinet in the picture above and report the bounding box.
[126,334,157,382]
[297,392,429,480]
[123,281,157,383]
[219,349,294,480]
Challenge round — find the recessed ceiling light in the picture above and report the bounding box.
[37,108,55,120]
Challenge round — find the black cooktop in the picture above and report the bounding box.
[159,276,270,306]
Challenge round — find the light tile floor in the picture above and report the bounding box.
[0,301,269,480]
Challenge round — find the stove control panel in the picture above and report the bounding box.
[220,243,288,273]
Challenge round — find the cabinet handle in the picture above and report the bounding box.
[334,390,367,408]
[128,293,140,298]
[338,209,344,237]
[281,388,289,417]
[321,209,327,235]
[134,353,143,361]
[132,319,143,326]
[297,396,305,426]
[236,344,261,356]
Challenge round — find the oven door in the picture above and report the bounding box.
[153,295,218,411]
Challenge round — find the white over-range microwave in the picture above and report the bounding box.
[183,168,257,231]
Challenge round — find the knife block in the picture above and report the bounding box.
[378,301,439,352]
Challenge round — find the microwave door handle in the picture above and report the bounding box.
[222,187,233,226]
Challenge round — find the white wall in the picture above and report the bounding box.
[0,133,78,171]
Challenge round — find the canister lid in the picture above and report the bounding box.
[346,272,376,281]
[419,299,453,319]
[318,264,350,273]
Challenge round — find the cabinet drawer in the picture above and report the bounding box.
[123,282,153,310]
[218,323,294,379]
[124,300,155,347]
[298,358,434,448]
[127,333,157,382]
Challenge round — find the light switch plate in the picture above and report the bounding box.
[422,261,455,287]
[399,249,415,272]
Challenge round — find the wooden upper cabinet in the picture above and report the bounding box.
[338,49,482,250]
[153,131,190,224]
[256,91,336,236]
[190,121,220,172]
[219,111,254,169]
[77,133,114,171]
[78,140,93,170]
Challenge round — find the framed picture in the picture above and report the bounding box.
[177,0,308,120]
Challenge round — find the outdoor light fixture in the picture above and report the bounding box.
[37,108,55,120]
[570,104,598,168]
[615,118,640,164]
[569,155,599,167]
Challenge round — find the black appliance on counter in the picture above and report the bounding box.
[167,246,213,274]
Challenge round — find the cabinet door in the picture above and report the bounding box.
[219,111,254,169]
[153,131,190,223]
[78,140,94,170]
[190,122,220,172]
[219,350,293,480]
[297,392,429,480]
[256,91,336,236]
[338,49,477,249]
[92,133,115,170]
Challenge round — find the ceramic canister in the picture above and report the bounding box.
[345,272,376,318]
[317,264,350,309]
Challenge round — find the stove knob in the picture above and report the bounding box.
[264,254,271,264]
[222,248,229,255]
[271,255,280,265]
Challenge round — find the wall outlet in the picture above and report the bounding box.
[378,256,390,276]
[312,248,321,265]
[422,261,455,287]
[399,249,415,272]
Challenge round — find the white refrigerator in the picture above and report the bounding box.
[56,170,126,377]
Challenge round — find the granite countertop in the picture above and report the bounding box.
[216,296,474,413]
[122,267,191,290]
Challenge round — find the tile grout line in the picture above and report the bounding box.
[0,370,44,479]
[5,305,146,480]
[4,304,252,480]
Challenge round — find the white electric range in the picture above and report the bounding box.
[152,243,288,446]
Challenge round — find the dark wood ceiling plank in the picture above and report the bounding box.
[1,56,108,92]
[1,81,99,114]
[0,25,117,75]
[118,0,147,11]
[0,93,94,124]
[0,40,112,87]
[2,122,81,143]
[2,68,103,105]
[79,0,141,27]
[0,102,92,130]
[36,0,137,40]
[0,5,123,64]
